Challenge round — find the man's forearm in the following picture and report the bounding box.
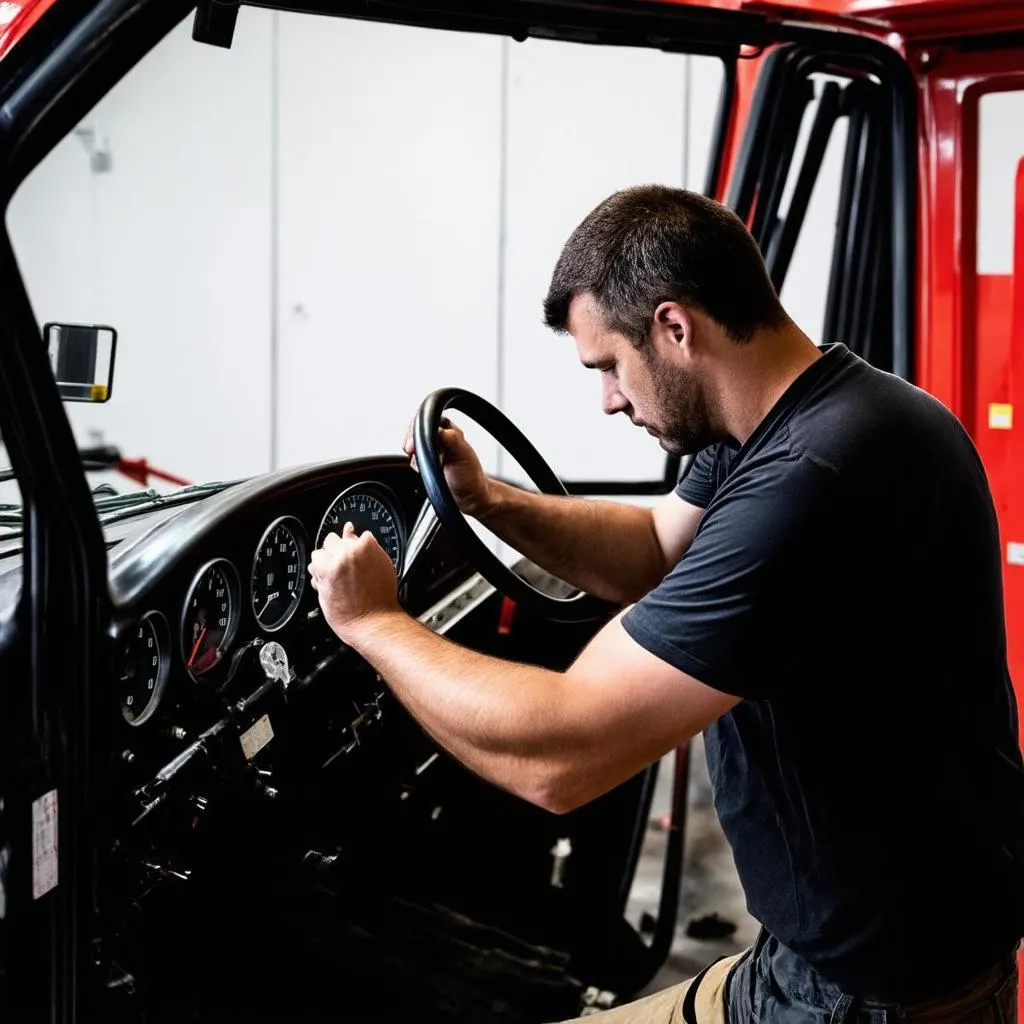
[347,608,573,809]
[477,480,667,604]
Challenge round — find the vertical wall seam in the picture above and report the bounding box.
[495,36,510,482]
[269,10,280,472]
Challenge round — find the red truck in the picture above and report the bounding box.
[0,1,1021,1021]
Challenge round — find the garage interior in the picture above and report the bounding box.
[1,1,1023,1022]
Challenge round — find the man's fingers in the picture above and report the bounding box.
[437,424,466,465]
[320,526,357,557]
[404,414,468,471]
[308,551,325,588]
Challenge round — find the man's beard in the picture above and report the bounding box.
[645,355,715,456]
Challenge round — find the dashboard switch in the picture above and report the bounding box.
[259,641,294,690]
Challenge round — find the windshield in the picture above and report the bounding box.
[5,7,726,537]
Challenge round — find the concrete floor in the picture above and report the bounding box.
[624,735,759,995]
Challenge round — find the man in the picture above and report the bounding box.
[308,186,1024,1022]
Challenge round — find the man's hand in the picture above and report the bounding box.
[308,523,399,640]
[404,416,494,519]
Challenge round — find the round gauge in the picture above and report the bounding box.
[251,516,308,632]
[181,559,240,678]
[316,484,404,573]
[118,611,170,726]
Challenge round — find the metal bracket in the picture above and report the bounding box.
[193,0,240,49]
[73,126,111,173]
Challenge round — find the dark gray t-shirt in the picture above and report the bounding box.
[622,343,1024,1002]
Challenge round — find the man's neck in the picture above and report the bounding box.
[714,324,822,445]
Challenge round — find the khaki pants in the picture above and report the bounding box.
[556,950,745,1024]
[556,946,1019,1024]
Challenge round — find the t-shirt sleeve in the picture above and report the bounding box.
[624,451,839,700]
[675,444,720,509]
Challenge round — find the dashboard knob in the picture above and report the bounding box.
[260,641,293,688]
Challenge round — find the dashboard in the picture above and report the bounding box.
[0,454,641,1022]
[114,476,409,729]
[93,455,482,843]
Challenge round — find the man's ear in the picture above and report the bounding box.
[653,302,694,356]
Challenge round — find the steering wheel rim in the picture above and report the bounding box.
[414,388,615,624]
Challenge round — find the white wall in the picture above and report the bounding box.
[5,8,727,500]
[978,90,1024,275]
[274,17,504,474]
[500,37,701,486]
[8,9,274,488]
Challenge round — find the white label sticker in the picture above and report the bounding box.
[31,790,58,900]
[240,714,274,760]
[1008,543,1024,566]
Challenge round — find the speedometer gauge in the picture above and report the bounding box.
[181,558,240,679]
[316,484,404,574]
[118,611,169,726]
[251,516,307,632]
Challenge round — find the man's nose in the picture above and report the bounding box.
[601,376,628,416]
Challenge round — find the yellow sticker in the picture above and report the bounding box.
[989,403,1013,430]
[240,714,274,760]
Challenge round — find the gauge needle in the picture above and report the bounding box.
[187,627,207,669]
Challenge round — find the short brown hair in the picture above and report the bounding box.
[543,185,788,346]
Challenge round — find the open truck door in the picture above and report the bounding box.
[0,1,1020,1022]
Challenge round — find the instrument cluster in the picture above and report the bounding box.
[115,482,407,727]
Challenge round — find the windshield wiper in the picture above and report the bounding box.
[93,480,243,525]
[0,480,239,542]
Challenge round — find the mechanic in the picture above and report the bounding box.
[308,185,1024,1023]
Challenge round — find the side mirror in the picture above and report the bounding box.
[44,322,117,402]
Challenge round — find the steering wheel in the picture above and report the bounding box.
[413,388,615,623]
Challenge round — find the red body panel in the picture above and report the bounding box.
[0,0,57,63]
[909,48,1024,763]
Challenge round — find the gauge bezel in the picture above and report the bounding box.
[315,481,407,575]
[250,515,309,634]
[119,609,171,727]
[180,557,241,680]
